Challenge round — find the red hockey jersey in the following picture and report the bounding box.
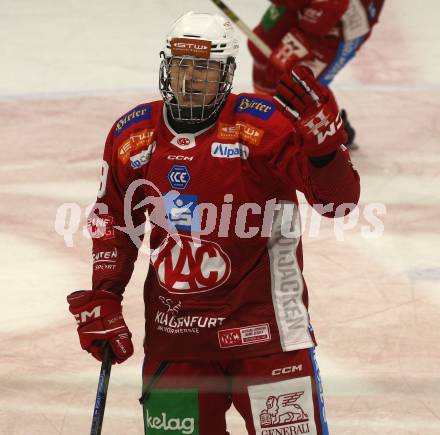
[249,0,385,84]
[90,93,360,360]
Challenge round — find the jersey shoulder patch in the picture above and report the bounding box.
[234,94,275,121]
[114,103,153,137]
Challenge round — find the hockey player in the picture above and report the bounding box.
[248,0,385,147]
[68,11,360,435]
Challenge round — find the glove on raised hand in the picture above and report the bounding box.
[274,66,347,156]
[67,290,134,364]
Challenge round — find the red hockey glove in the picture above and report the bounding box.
[274,66,347,156]
[67,290,134,364]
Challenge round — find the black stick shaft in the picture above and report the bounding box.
[90,346,113,435]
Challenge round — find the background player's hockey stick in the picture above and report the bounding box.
[210,0,314,119]
[90,346,113,435]
[209,0,272,58]
[211,0,359,147]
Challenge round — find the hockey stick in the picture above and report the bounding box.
[210,0,359,146]
[210,0,304,119]
[209,0,272,58]
[90,346,114,435]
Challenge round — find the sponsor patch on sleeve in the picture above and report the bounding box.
[234,96,275,120]
[217,122,264,146]
[115,104,152,137]
[118,128,156,164]
[87,213,114,240]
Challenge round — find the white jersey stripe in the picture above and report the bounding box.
[268,201,313,351]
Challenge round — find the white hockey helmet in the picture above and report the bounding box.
[159,11,239,123]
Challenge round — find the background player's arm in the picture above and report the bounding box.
[264,0,349,36]
[296,0,349,37]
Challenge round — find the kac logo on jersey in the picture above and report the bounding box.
[115,104,152,137]
[235,96,275,120]
[163,192,199,232]
[168,165,191,189]
[151,234,231,294]
[171,133,196,150]
[211,143,249,159]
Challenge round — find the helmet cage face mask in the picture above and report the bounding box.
[159,53,236,123]
[159,12,239,124]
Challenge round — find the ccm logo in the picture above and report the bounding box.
[272,364,303,376]
[74,306,101,324]
[167,155,194,161]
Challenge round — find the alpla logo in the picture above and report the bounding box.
[151,234,231,294]
[211,142,249,159]
[259,392,310,434]
[146,410,195,435]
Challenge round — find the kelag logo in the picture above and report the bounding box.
[168,165,191,189]
[235,96,275,120]
[143,389,198,435]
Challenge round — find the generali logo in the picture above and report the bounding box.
[259,392,310,433]
[171,38,212,58]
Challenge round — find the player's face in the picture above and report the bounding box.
[170,58,222,108]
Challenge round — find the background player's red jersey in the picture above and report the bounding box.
[249,0,385,92]
[90,93,360,360]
